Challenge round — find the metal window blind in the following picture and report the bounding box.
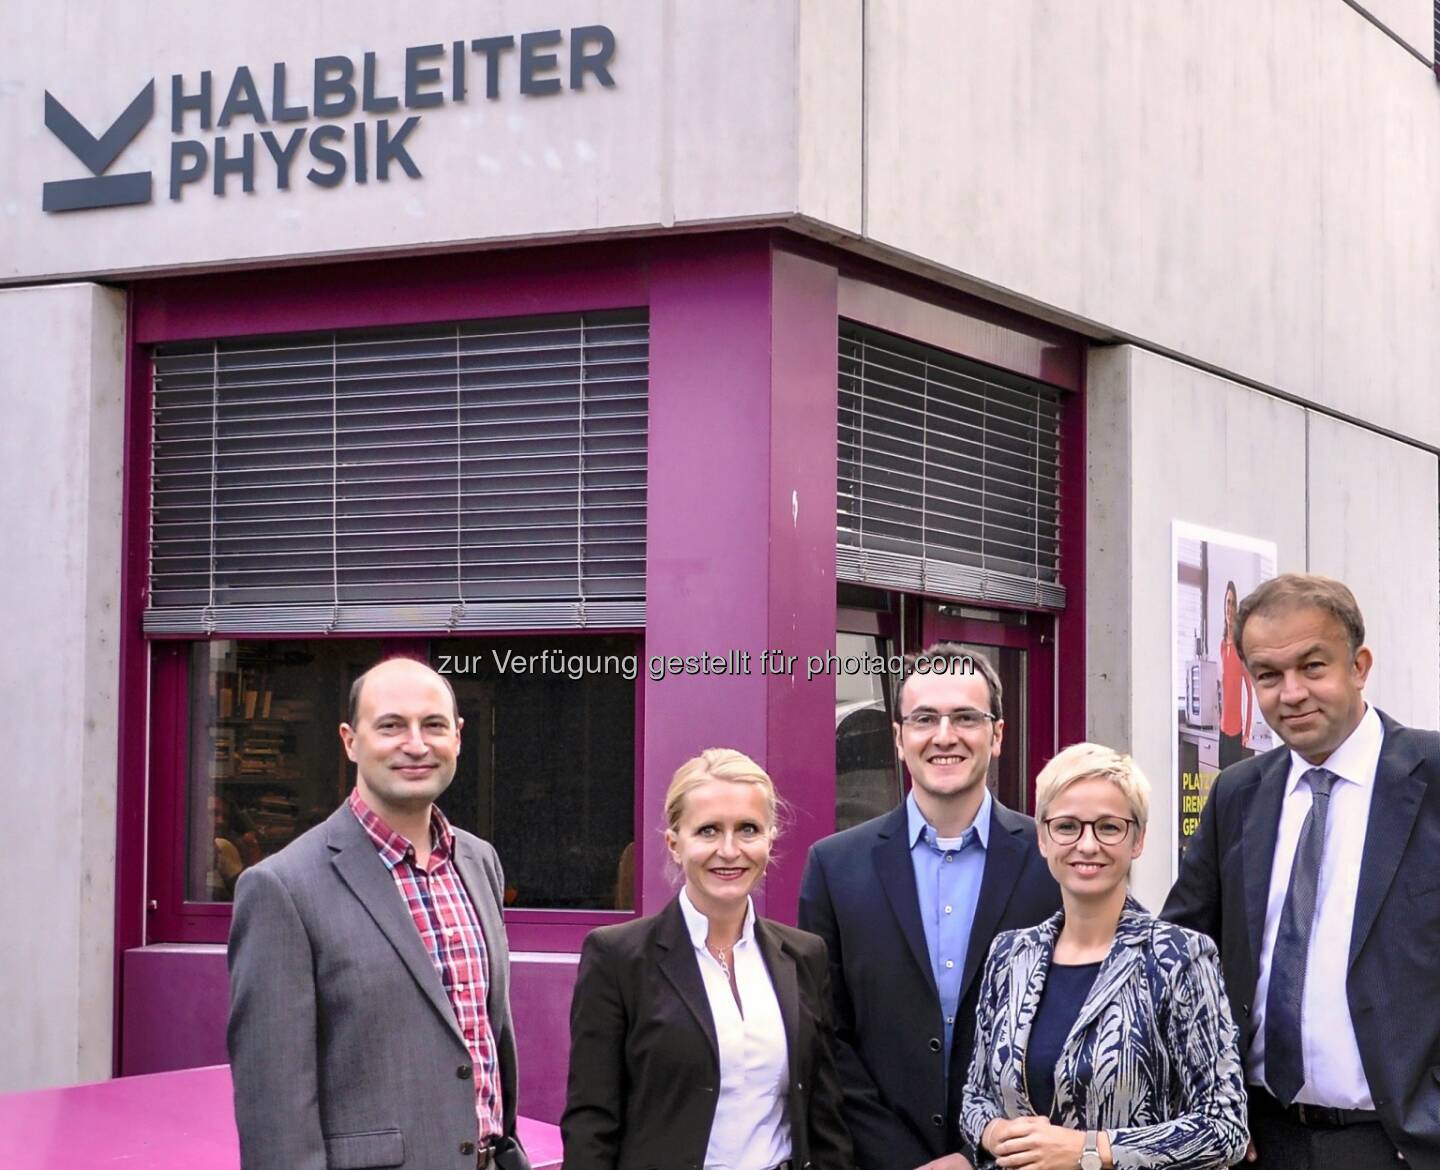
[837,321,1065,609]
[146,310,648,634]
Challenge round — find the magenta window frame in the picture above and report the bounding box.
[124,240,659,954]
[112,230,1088,1073]
[144,634,647,945]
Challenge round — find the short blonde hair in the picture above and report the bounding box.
[664,748,781,835]
[1034,742,1150,829]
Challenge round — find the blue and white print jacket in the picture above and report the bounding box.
[961,896,1248,1170]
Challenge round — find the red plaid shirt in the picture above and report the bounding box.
[348,789,503,1140]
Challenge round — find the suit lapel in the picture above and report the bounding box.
[1349,720,1427,969]
[959,806,1028,1004]
[873,805,939,998]
[453,835,508,1027]
[755,920,801,1072]
[1005,926,1054,1096]
[1052,905,1148,1097]
[327,812,465,1045]
[1066,940,1142,1041]
[1242,749,1290,972]
[654,900,719,1063]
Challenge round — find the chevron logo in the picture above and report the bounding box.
[42,81,155,212]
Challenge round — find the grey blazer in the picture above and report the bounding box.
[961,898,1248,1170]
[227,803,522,1170]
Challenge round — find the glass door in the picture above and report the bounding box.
[920,603,1055,813]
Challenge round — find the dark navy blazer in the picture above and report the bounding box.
[799,798,1061,1170]
[1164,710,1440,1170]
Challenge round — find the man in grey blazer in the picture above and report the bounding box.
[227,656,528,1170]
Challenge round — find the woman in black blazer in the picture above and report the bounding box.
[561,749,852,1170]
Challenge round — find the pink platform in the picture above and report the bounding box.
[0,1065,563,1170]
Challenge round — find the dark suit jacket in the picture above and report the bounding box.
[560,897,853,1170]
[1163,710,1440,1170]
[227,804,524,1170]
[798,798,1061,1170]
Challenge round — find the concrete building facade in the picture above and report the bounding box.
[2,0,1436,1115]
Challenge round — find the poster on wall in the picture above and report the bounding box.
[1171,522,1278,876]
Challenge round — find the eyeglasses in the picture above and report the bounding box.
[899,707,997,733]
[1042,816,1137,845]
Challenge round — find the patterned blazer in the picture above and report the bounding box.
[961,897,1248,1170]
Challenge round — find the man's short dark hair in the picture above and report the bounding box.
[894,641,1004,721]
[347,658,459,727]
[1234,573,1366,665]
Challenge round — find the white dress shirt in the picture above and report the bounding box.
[1248,703,1381,1107]
[679,888,791,1170]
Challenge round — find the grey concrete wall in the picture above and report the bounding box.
[863,0,1440,446]
[11,0,1440,450]
[1306,412,1440,724]
[1355,0,1434,61]
[4,0,852,281]
[0,283,126,1091]
[1083,345,1440,909]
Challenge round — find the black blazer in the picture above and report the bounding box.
[1163,710,1440,1170]
[798,798,1061,1170]
[560,897,853,1170]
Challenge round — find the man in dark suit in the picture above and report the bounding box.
[1165,573,1440,1169]
[228,656,528,1170]
[799,644,1061,1170]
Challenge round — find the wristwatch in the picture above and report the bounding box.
[1078,1129,1103,1170]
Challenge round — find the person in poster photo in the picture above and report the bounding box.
[1218,579,1256,769]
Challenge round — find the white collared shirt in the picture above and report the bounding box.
[679,888,791,1170]
[1248,703,1381,1107]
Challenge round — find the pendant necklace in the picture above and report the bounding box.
[707,943,732,981]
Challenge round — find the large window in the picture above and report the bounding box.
[183,636,637,913]
[148,306,648,944]
[838,321,1065,609]
[431,635,636,911]
[148,310,648,633]
[187,638,381,902]
[834,627,902,832]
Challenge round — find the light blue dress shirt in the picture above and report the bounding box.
[906,787,991,1074]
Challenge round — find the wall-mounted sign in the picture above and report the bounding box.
[1170,521,1277,877]
[42,25,616,212]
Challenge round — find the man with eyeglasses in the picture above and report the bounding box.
[800,643,1061,1170]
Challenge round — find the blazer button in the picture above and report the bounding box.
[1241,1003,1251,1016]
[931,1113,944,1127]
[457,1064,473,1080]
[929,1038,942,1052]
[459,1140,476,1156]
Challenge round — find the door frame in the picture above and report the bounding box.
[919,605,1056,813]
